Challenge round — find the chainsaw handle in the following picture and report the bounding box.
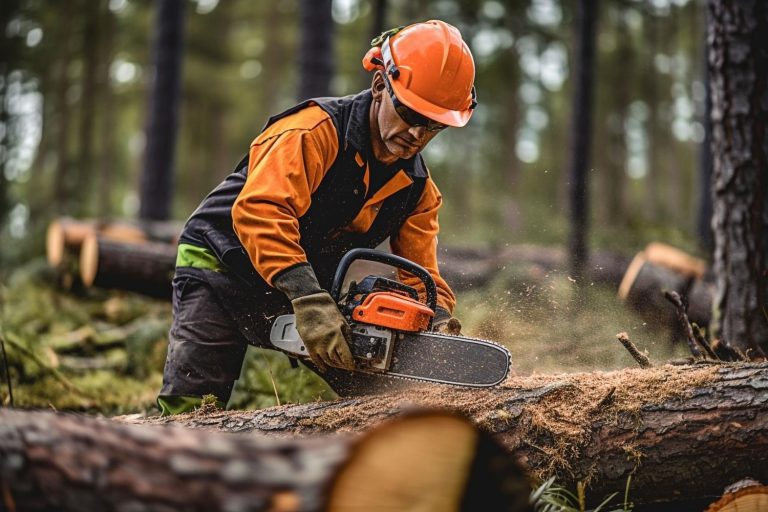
[330,248,438,313]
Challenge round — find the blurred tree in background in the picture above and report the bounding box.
[0,0,710,273]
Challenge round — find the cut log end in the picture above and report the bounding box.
[328,412,531,512]
[706,481,768,512]
[46,220,66,267]
[80,233,100,287]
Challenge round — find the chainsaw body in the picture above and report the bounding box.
[270,249,510,387]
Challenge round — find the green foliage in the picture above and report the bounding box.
[531,476,633,512]
[0,258,334,413]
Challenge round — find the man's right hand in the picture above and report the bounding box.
[291,291,355,371]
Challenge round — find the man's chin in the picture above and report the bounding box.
[385,140,420,159]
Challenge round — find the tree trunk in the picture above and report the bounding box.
[132,363,768,508]
[298,0,334,100]
[0,0,22,235]
[97,0,116,220]
[139,0,186,221]
[53,3,74,215]
[698,5,714,254]
[0,410,530,512]
[75,0,102,218]
[708,0,768,355]
[369,0,387,42]
[567,0,598,281]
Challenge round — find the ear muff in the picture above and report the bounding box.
[362,47,385,72]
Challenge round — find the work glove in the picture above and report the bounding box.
[433,306,463,336]
[273,264,355,371]
[291,292,355,371]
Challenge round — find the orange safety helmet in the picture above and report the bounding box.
[362,20,477,127]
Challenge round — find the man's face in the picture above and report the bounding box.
[370,73,444,161]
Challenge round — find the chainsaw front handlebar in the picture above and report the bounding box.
[330,248,438,314]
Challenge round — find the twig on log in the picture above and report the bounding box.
[663,290,703,359]
[616,332,652,368]
[691,323,720,361]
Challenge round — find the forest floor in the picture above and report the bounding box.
[0,258,689,415]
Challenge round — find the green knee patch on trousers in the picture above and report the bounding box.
[157,394,226,416]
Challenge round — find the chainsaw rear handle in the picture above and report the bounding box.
[330,248,438,313]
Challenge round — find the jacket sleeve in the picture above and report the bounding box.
[232,108,339,285]
[390,178,457,313]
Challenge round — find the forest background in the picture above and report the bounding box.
[0,0,707,412]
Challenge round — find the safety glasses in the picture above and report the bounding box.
[382,74,448,132]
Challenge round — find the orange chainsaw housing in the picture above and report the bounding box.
[351,291,434,332]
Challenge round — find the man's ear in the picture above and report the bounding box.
[371,72,386,100]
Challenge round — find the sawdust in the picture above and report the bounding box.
[297,363,720,435]
[285,363,725,479]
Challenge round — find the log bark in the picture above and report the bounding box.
[130,363,768,508]
[79,234,177,298]
[0,410,530,512]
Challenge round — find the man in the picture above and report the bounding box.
[158,20,477,415]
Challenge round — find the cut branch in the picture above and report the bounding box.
[615,331,652,368]
[664,290,711,359]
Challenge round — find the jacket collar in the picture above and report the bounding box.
[343,90,427,179]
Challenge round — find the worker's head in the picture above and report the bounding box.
[364,20,477,160]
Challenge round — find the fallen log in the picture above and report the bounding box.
[438,244,632,291]
[0,409,530,512]
[79,234,177,298]
[46,217,182,290]
[129,363,768,508]
[71,241,632,299]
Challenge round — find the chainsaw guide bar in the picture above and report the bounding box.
[269,314,511,388]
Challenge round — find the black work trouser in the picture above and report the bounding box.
[159,267,406,404]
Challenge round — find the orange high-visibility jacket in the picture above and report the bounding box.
[178,91,456,312]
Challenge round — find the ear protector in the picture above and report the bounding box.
[362,46,385,72]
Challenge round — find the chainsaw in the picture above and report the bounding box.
[269,248,510,387]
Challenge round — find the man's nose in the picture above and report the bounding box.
[407,125,427,139]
